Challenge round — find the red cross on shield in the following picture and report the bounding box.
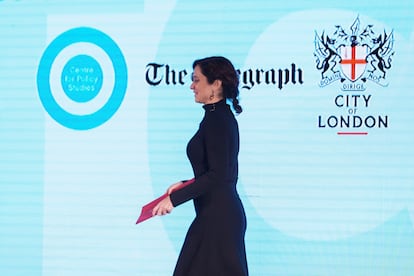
[339,45,367,82]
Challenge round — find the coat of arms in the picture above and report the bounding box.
[314,16,394,90]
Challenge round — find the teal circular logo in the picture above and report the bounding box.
[37,27,127,130]
[61,55,103,103]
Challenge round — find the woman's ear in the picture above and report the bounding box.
[213,79,222,89]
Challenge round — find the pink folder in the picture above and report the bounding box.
[136,178,195,224]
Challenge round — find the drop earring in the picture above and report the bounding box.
[209,91,214,101]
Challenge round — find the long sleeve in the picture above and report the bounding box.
[170,102,239,207]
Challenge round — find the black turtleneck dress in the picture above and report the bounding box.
[170,100,248,276]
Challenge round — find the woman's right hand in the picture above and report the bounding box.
[167,181,184,195]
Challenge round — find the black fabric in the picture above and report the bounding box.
[170,100,248,276]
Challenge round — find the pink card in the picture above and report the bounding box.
[136,178,195,224]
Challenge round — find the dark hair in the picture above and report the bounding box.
[193,56,242,114]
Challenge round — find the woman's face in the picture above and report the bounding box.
[190,65,219,104]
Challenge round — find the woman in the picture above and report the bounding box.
[153,56,248,276]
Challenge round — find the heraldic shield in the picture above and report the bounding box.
[339,45,367,82]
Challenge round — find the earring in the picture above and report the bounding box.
[209,91,214,101]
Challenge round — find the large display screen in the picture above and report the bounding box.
[1,0,413,275]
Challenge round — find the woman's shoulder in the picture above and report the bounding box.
[203,109,235,131]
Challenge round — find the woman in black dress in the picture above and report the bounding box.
[153,56,248,276]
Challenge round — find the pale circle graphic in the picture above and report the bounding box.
[239,10,413,240]
[407,30,414,228]
[49,42,115,115]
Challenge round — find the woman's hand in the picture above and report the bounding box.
[152,195,174,216]
[152,180,184,216]
[167,181,184,195]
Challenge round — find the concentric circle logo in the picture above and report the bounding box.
[37,27,127,130]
